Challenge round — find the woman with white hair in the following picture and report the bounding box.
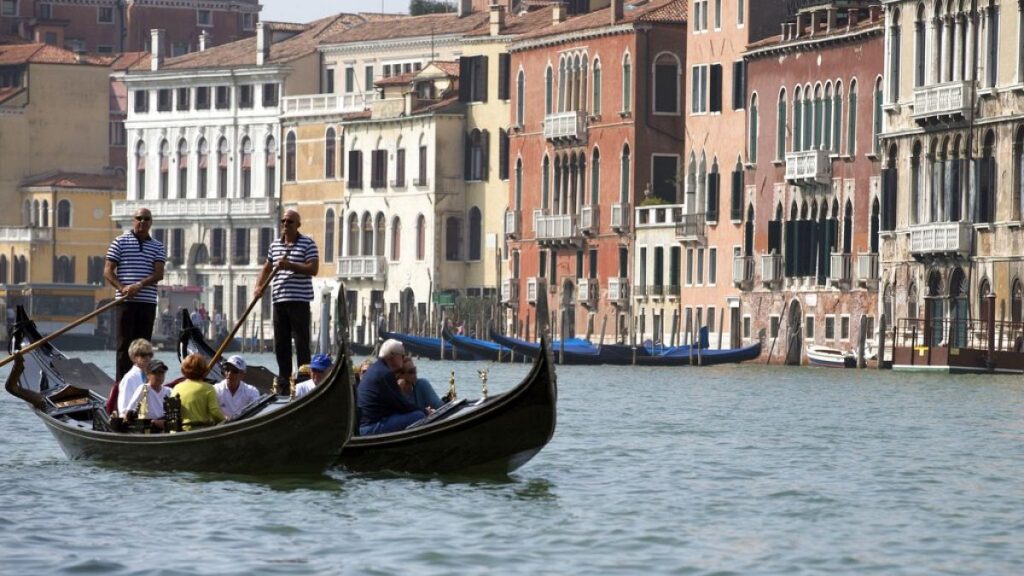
[355,339,425,435]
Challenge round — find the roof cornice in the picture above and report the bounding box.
[320,34,467,56]
[744,24,883,60]
[510,23,637,53]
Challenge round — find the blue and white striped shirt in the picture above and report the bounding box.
[106,232,166,304]
[267,234,319,303]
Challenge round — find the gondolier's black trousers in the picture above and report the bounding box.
[116,302,156,382]
[273,301,311,392]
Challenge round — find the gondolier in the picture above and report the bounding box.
[104,207,165,382]
[255,209,319,394]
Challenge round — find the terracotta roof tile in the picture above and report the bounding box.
[375,71,417,87]
[0,42,107,66]
[465,6,555,37]
[427,60,460,77]
[746,16,881,52]
[514,0,687,42]
[320,12,489,44]
[21,171,125,190]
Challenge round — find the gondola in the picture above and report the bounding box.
[349,341,377,357]
[378,329,459,361]
[179,319,558,475]
[488,330,606,365]
[340,337,558,475]
[177,310,277,394]
[6,309,355,474]
[7,306,112,396]
[441,327,512,362]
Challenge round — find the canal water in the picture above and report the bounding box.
[2,351,1024,574]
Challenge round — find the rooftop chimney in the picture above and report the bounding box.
[199,30,209,52]
[150,29,164,71]
[490,3,505,36]
[553,2,566,25]
[848,9,859,29]
[869,5,881,22]
[826,8,837,33]
[458,0,472,18]
[611,0,624,24]
[256,22,269,66]
[781,23,788,41]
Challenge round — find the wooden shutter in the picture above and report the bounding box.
[706,172,720,221]
[498,129,509,180]
[730,170,743,220]
[458,57,471,102]
[768,220,782,254]
[481,129,490,181]
[498,53,511,100]
[464,133,472,180]
[784,220,796,277]
[709,64,722,113]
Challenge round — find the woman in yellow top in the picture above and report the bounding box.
[172,354,226,430]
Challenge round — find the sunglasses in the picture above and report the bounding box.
[134,216,152,222]
[280,219,296,224]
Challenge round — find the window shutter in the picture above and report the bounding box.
[768,220,781,254]
[464,133,472,181]
[730,170,743,220]
[783,220,796,277]
[481,129,490,181]
[476,56,489,102]
[709,64,722,113]
[499,129,509,180]
[706,172,719,221]
[498,53,510,100]
[459,57,471,102]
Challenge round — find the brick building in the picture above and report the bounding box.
[505,0,686,343]
[742,2,883,365]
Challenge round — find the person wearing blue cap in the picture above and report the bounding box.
[294,353,332,399]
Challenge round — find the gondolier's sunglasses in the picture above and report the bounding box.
[280,218,295,224]
[134,216,152,222]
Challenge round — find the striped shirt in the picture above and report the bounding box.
[106,231,166,304]
[267,234,318,303]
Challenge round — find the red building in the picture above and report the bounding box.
[0,0,259,55]
[505,0,686,342]
[741,2,883,364]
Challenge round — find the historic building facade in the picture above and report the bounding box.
[507,0,686,343]
[878,0,1024,350]
[742,2,883,364]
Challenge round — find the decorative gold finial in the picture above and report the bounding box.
[289,376,297,400]
[447,370,457,401]
[477,368,488,399]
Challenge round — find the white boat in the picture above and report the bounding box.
[806,345,856,368]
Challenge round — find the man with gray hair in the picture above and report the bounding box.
[356,338,425,435]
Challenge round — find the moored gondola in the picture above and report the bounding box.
[441,327,511,362]
[488,329,605,365]
[378,329,460,360]
[6,309,354,474]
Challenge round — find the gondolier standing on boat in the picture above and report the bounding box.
[104,207,165,382]
[255,209,319,395]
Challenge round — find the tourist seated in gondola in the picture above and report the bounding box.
[214,355,260,420]
[123,358,171,431]
[110,338,155,416]
[356,339,424,435]
[295,353,331,399]
[172,354,225,430]
[396,356,441,413]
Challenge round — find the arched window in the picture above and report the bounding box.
[390,216,401,261]
[870,197,880,253]
[135,141,146,199]
[0,255,7,284]
[265,136,277,197]
[324,208,335,263]
[748,94,759,162]
[515,158,523,210]
[465,129,487,181]
[516,69,525,125]
[468,207,482,261]
[823,82,833,151]
[978,130,997,223]
[907,283,919,322]
[622,53,632,112]
[1013,279,1023,328]
[54,256,74,284]
[361,213,373,257]
[285,131,296,182]
[347,213,359,257]
[883,283,894,331]
[40,200,48,228]
[1015,126,1024,221]
[159,139,170,199]
[843,199,853,253]
[592,58,602,115]
[744,204,754,255]
[653,53,680,114]
[793,86,803,152]
[776,88,787,160]
[197,138,209,198]
[914,4,926,88]
[978,278,992,329]
[13,255,26,284]
[888,9,901,103]
[591,147,601,205]
[911,140,923,224]
[325,127,337,179]
[445,216,462,261]
[832,80,843,154]
[240,136,252,198]
[541,155,550,209]
[848,80,858,156]
[217,137,229,198]
[375,212,386,257]
[545,65,553,115]
[620,144,631,203]
[56,199,71,228]
[177,139,188,199]
[872,77,883,154]
[802,84,812,150]
[812,84,823,149]
[416,214,426,261]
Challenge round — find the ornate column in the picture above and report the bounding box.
[952,13,963,82]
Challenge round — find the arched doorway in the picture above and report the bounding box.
[786,299,803,366]
[927,269,944,346]
[561,279,575,338]
[400,287,416,333]
[949,267,968,348]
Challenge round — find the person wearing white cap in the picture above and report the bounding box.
[356,339,424,435]
[214,355,261,420]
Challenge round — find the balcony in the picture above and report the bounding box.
[674,212,707,245]
[857,252,879,287]
[505,210,521,239]
[576,278,598,306]
[830,253,852,285]
[909,221,973,257]
[281,92,373,117]
[543,110,587,141]
[733,255,754,288]
[534,211,578,245]
[608,277,629,303]
[912,81,973,124]
[785,149,832,186]
[633,284,647,299]
[0,227,52,242]
[501,278,519,304]
[336,256,386,281]
[761,253,783,287]
[649,285,664,299]
[112,197,273,223]
[666,285,681,298]
[580,205,599,236]
[526,277,545,304]
[610,202,630,232]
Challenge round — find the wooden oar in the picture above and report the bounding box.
[0,296,127,369]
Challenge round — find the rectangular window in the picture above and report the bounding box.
[109,121,126,147]
[841,316,851,340]
[347,151,363,189]
[459,55,489,103]
[417,145,428,185]
[714,0,721,29]
[638,247,648,287]
[805,315,816,340]
[344,67,355,93]
[770,315,780,339]
[98,6,114,23]
[215,86,230,109]
[232,228,250,265]
[651,155,679,203]
[195,87,210,110]
[576,250,585,280]
[197,9,212,27]
[176,88,190,111]
[669,246,681,288]
[97,45,114,54]
[235,285,247,320]
[708,247,717,285]
[737,0,744,26]
[498,53,511,100]
[685,248,694,285]
[988,7,1000,88]
[42,2,53,18]
[696,249,705,285]
[238,85,254,109]
[743,315,751,339]
[171,42,189,57]
[691,65,708,114]
[539,251,547,279]
[262,83,278,107]
[171,229,185,265]
[654,61,679,114]
[1,1,17,17]
[589,249,598,279]
[242,12,255,30]
[395,148,406,187]
[258,228,273,264]
[325,68,335,94]
[825,315,836,340]
[371,149,387,188]
[730,61,745,111]
[365,65,374,91]
[157,89,172,112]
[708,306,716,333]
